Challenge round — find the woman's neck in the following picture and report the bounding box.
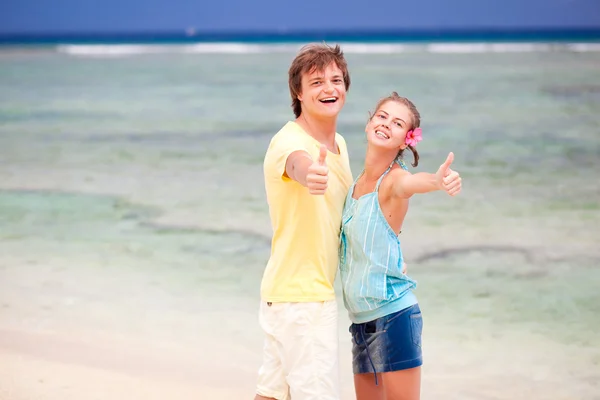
[363,147,397,181]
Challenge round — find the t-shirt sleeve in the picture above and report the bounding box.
[336,134,348,156]
[267,131,310,181]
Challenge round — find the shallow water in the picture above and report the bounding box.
[1,47,599,399]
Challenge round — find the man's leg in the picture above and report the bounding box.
[280,300,340,400]
[255,302,290,400]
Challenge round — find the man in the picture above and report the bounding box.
[255,43,353,400]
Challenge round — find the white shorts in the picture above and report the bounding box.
[256,300,339,400]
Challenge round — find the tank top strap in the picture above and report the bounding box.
[374,161,395,192]
[353,169,365,188]
[397,159,409,171]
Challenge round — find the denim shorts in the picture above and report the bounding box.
[349,304,423,375]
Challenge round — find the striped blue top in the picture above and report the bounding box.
[339,160,418,324]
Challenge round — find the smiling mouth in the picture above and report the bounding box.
[319,97,338,104]
[375,130,389,139]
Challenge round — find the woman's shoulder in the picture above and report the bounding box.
[381,163,411,198]
[386,163,411,181]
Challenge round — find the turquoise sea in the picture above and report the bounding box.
[0,32,599,399]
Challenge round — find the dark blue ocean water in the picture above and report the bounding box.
[1,27,600,45]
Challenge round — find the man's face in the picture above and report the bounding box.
[297,62,346,120]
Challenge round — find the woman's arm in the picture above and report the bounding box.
[393,152,461,199]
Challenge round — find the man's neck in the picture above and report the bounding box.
[295,113,337,150]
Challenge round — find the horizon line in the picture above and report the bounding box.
[1,27,600,45]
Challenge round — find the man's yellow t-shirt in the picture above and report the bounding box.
[261,121,353,302]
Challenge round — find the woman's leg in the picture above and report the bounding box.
[350,319,385,400]
[380,303,423,400]
[381,366,421,400]
[354,372,384,400]
[352,304,423,400]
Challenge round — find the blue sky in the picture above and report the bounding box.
[1,0,599,34]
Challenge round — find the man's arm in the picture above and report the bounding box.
[285,151,314,186]
[284,145,329,195]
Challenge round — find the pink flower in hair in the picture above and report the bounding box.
[405,127,422,147]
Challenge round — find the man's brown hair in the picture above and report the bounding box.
[288,43,351,118]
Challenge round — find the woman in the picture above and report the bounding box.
[339,92,462,400]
